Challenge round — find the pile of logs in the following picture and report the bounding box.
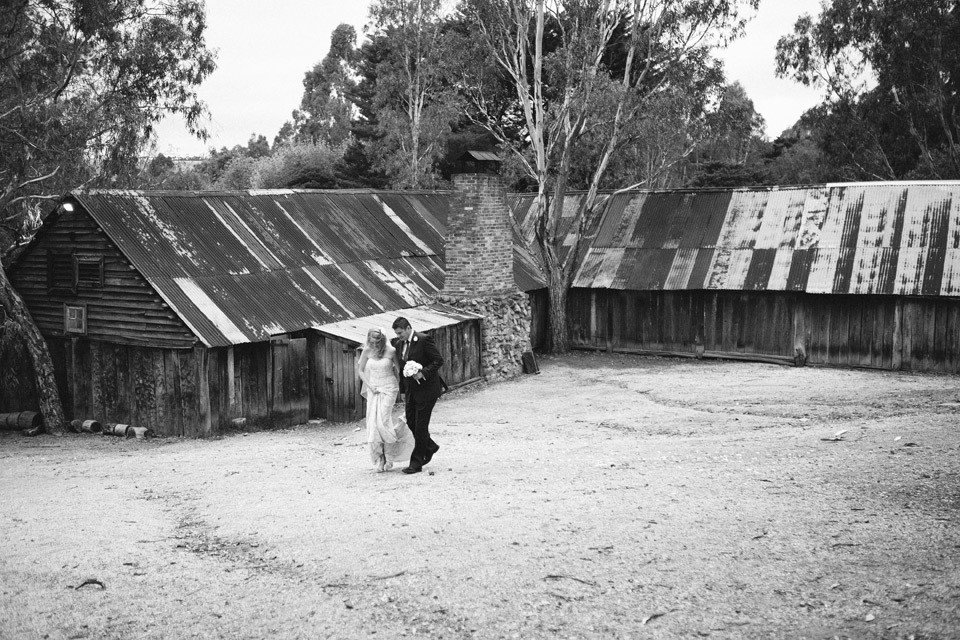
[68,419,153,439]
[0,412,153,438]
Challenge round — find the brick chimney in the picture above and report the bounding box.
[444,173,516,296]
[437,172,532,381]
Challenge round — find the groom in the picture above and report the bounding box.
[392,317,443,474]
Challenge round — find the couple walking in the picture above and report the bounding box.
[356,317,442,474]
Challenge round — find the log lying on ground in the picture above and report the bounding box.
[0,411,41,431]
[80,419,102,434]
[103,423,132,437]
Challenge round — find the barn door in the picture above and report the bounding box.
[287,337,309,424]
[270,337,308,427]
[314,336,363,422]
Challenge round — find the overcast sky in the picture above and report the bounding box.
[153,0,826,158]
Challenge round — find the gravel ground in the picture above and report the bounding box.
[2,352,959,640]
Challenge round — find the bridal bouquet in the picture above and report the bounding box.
[403,360,423,383]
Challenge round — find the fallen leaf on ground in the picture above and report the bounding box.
[642,612,666,625]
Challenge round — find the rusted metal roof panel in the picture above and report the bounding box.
[785,249,813,291]
[664,247,699,289]
[572,182,960,297]
[70,189,537,347]
[465,150,501,162]
[317,303,483,346]
[766,248,795,290]
[941,248,960,295]
[743,248,777,290]
[141,256,446,347]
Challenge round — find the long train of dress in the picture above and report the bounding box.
[364,356,415,470]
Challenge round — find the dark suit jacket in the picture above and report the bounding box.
[393,331,445,403]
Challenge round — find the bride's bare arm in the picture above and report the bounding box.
[357,347,371,388]
[388,345,401,380]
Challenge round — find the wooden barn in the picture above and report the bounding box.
[543,181,960,372]
[7,189,543,435]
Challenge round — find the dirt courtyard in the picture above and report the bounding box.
[2,352,959,639]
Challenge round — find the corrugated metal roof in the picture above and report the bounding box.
[464,150,501,162]
[571,182,960,297]
[69,189,544,348]
[316,303,483,345]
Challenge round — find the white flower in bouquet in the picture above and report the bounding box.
[403,360,423,382]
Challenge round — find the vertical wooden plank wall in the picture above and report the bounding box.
[286,337,310,425]
[312,334,359,423]
[569,289,960,372]
[51,339,212,436]
[425,322,482,390]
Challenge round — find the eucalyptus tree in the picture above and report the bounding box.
[458,0,757,351]
[281,24,359,148]
[0,0,215,433]
[776,0,960,179]
[368,0,459,188]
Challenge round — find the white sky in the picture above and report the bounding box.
[153,0,826,158]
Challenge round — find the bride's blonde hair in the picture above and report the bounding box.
[366,328,386,359]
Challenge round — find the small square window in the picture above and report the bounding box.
[75,255,103,287]
[48,252,75,291]
[64,304,86,334]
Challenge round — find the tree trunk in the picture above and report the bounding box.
[546,259,569,353]
[0,262,65,434]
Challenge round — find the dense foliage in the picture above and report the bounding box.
[775,0,960,181]
[0,0,215,251]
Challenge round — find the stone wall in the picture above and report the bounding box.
[435,292,531,381]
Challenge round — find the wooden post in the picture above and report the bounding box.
[196,346,211,437]
[226,346,235,407]
[793,294,807,366]
[892,299,903,370]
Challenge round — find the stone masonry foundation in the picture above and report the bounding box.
[435,292,532,381]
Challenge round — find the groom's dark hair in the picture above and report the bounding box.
[392,317,411,330]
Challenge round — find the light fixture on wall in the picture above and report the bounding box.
[61,202,74,212]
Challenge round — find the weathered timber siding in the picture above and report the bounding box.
[207,338,310,432]
[9,208,196,349]
[46,336,310,436]
[54,338,210,436]
[311,333,361,423]
[430,320,483,389]
[311,319,483,423]
[570,289,960,372]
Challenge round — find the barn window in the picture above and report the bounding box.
[64,304,86,334]
[47,252,75,291]
[74,255,104,287]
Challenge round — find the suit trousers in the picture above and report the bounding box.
[404,395,438,466]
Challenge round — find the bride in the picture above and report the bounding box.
[356,328,415,472]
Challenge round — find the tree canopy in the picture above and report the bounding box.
[776,0,960,180]
[0,0,215,251]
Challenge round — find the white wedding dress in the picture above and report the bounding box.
[364,356,415,470]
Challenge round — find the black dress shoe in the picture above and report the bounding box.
[402,466,422,474]
[423,443,440,465]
